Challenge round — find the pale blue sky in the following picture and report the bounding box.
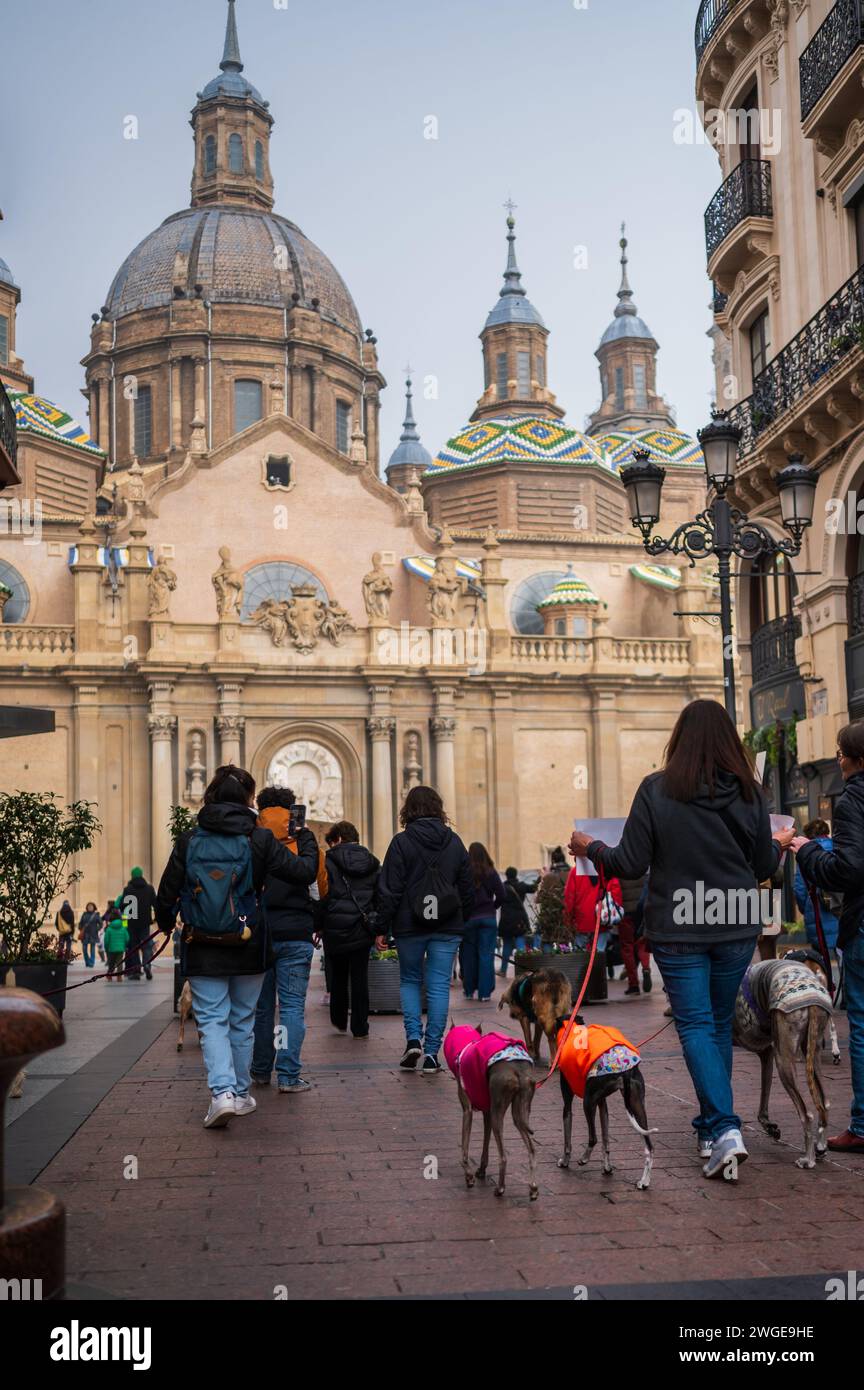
[0,0,719,463]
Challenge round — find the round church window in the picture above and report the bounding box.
[0,560,30,623]
[510,571,568,635]
[240,562,327,621]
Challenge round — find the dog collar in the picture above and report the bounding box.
[515,974,536,1021]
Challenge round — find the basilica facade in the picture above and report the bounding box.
[0,1,722,900]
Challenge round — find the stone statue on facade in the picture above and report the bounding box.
[427,553,463,626]
[362,552,393,624]
[212,546,244,618]
[148,555,177,618]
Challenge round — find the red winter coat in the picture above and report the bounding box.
[564,871,622,934]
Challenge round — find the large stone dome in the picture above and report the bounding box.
[103,205,362,335]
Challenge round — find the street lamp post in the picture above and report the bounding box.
[619,412,817,722]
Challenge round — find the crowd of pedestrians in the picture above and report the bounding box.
[45,696,861,1171]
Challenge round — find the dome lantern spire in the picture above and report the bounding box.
[615,222,638,319]
[220,0,243,74]
[191,0,275,211]
[386,366,432,492]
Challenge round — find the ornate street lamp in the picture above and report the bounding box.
[621,412,817,720]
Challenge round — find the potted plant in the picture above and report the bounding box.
[0,791,101,1015]
[169,805,196,1012]
[514,870,607,1003]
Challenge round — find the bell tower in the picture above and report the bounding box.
[472,207,563,423]
[190,0,275,212]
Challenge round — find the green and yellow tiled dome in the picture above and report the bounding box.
[9,392,103,457]
[536,569,600,609]
[594,425,703,471]
[429,415,612,473]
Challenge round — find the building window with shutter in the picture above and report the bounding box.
[634,363,647,408]
[0,314,7,365]
[615,367,625,410]
[496,353,508,400]
[517,351,531,396]
[204,135,217,174]
[255,142,265,181]
[749,309,771,383]
[235,379,263,433]
[134,385,152,457]
[229,133,244,173]
[336,400,351,454]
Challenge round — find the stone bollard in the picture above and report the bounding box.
[0,987,65,1298]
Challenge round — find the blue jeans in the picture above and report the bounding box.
[82,941,96,968]
[843,927,864,1137]
[252,940,314,1084]
[397,933,460,1058]
[188,974,266,1097]
[500,935,525,974]
[460,918,497,999]
[653,938,756,1142]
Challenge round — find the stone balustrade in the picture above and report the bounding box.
[0,626,75,659]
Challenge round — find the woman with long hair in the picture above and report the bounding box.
[570,699,794,1179]
[794,720,864,1154]
[460,842,505,1001]
[155,764,319,1128]
[376,785,474,1074]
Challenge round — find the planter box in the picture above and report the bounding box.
[0,961,69,1016]
[365,957,427,1015]
[513,948,607,1004]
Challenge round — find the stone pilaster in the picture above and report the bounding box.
[148,683,177,880]
[430,684,458,820]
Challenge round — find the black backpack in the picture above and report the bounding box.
[408,842,461,928]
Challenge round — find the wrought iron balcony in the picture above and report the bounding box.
[696,0,737,65]
[800,0,864,120]
[751,613,801,686]
[0,378,19,489]
[705,159,773,263]
[729,263,864,454]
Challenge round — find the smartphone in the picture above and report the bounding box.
[290,804,307,834]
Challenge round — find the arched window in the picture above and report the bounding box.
[0,559,30,623]
[228,133,244,173]
[204,134,217,174]
[335,401,351,454]
[255,141,264,181]
[240,562,326,622]
[750,552,796,632]
[510,572,570,636]
[234,379,263,434]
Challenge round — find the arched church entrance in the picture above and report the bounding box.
[265,738,345,837]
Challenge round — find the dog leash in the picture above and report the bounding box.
[536,869,607,1090]
[807,886,836,999]
[19,926,172,1000]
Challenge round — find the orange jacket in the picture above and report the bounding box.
[555,1022,639,1100]
[257,806,328,898]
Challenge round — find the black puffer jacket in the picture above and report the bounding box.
[588,769,781,945]
[156,803,318,977]
[117,878,157,942]
[261,826,321,942]
[321,842,381,956]
[797,771,864,950]
[377,817,474,939]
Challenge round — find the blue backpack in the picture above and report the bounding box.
[179,830,258,945]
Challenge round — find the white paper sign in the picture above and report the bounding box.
[571,818,626,875]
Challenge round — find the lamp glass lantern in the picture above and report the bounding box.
[619,449,666,538]
[697,411,741,495]
[776,454,817,542]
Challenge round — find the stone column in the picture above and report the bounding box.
[170,359,183,448]
[216,683,245,766]
[148,685,176,880]
[431,684,458,821]
[367,716,396,858]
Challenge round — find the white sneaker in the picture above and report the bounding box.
[703,1127,748,1178]
[697,1133,713,1160]
[203,1092,236,1128]
[233,1093,257,1117]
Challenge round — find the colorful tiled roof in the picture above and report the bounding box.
[429,416,612,473]
[9,392,103,457]
[402,555,483,585]
[594,426,704,470]
[537,569,599,608]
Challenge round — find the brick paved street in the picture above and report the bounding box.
[27,960,864,1301]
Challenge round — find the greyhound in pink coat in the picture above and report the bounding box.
[443,1024,538,1200]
